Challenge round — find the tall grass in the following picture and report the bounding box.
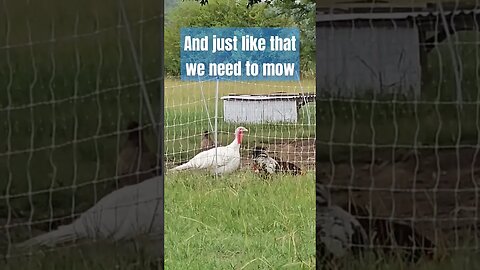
[164,172,316,269]
[162,79,317,267]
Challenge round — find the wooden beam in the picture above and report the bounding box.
[317,2,427,9]
[317,1,478,9]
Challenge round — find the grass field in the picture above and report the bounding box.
[320,252,480,270]
[164,171,315,269]
[163,77,316,269]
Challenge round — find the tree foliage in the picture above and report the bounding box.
[270,0,316,77]
[166,0,315,77]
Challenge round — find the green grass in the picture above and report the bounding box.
[162,78,316,268]
[164,171,316,269]
[2,238,162,270]
[319,252,480,270]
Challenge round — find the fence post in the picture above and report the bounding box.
[214,76,219,178]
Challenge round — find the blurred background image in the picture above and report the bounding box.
[0,0,163,268]
[316,1,480,269]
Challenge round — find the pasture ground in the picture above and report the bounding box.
[320,147,480,251]
[164,171,316,269]
[163,78,317,269]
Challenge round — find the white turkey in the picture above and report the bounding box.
[15,175,163,248]
[316,184,367,268]
[169,126,248,175]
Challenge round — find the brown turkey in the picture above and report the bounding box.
[342,201,436,264]
[316,185,436,269]
[115,121,159,188]
[200,130,215,151]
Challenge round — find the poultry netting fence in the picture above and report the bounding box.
[164,78,316,174]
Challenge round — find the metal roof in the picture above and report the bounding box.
[317,8,480,22]
[221,93,315,101]
[316,1,477,10]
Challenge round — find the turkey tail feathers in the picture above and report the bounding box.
[15,224,78,249]
[169,162,192,171]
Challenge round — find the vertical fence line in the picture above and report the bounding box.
[214,77,219,179]
[119,0,158,135]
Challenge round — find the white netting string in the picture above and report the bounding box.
[164,79,316,172]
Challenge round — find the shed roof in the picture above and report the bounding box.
[316,1,476,10]
[221,93,315,101]
[317,9,480,22]
[317,1,480,22]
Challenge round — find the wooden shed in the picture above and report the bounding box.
[221,93,315,124]
[316,1,480,99]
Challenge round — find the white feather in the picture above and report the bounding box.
[317,184,367,258]
[16,176,162,248]
[253,151,279,175]
[317,205,367,257]
[170,126,247,175]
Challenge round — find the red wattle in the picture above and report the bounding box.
[237,132,243,144]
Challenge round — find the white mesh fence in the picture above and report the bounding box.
[165,78,316,173]
[316,1,480,257]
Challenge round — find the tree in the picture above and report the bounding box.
[165,0,295,77]
[268,0,316,76]
[216,0,316,76]
[168,0,316,77]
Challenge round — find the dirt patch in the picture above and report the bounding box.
[241,138,315,171]
[318,147,480,247]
